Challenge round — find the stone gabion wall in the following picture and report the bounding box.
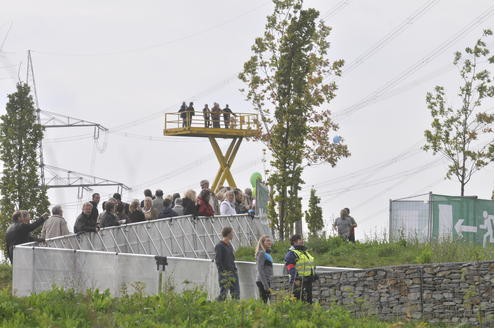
[272,261,493,327]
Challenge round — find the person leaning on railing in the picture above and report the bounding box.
[5,210,50,263]
[74,202,99,233]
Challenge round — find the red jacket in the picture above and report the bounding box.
[197,197,214,217]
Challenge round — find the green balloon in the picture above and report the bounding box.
[250,172,262,188]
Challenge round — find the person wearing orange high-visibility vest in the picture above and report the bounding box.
[284,234,317,303]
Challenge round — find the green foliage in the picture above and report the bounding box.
[0,83,50,256]
[415,245,433,264]
[236,237,493,268]
[239,0,350,240]
[305,187,324,237]
[0,287,447,327]
[423,29,494,196]
[0,263,12,290]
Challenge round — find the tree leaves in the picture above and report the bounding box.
[240,0,350,239]
[0,83,50,254]
[423,29,494,196]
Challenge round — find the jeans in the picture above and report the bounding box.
[217,270,240,301]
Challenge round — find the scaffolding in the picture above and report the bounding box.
[163,112,260,192]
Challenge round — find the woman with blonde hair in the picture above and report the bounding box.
[127,199,145,223]
[143,196,158,221]
[255,235,273,303]
[182,189,198,216]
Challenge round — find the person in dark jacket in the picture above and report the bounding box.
[158,198,178,218]
[89,193,100,228]
[203,104,210,127]
[211,102,221,128]
[222,104,235,128]
[127,199,145,223]
[234,188,248,214]
[74,202,98,233]
[99,202,120,228]
[215,226,239,301]
[179,101,187,127]
[197,189,214,217]
[113,193,129,222]
[5,210,49,263]
[186,102,195,127]
[182,190,198,216]
[255,235,274,303]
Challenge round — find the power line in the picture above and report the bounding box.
[321,0,351,20]
[304,139,424,191]
[335,6,493,119]
[343,0,440,74]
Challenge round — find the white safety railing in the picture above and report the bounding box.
[25,214,271,260]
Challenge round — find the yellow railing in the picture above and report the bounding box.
[164,112,259,131]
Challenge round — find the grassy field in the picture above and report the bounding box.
[235,237,494,268]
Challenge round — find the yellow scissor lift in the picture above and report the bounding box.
[163,112,260,192]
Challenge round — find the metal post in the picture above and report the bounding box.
[155,256,168,294]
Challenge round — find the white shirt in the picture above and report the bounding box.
[220,200,237,216]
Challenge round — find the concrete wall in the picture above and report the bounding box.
[272,261,494,326]
[12,244,351,299]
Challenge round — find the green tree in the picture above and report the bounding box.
[305,187,323,237]
[0,83,50,254]
[423,29,494,196]
[239,0,350,240]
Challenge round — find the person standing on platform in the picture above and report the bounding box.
[186,102,195,127]
[127,199,145,223]
[215,226,240,301]
[41,205,70,240]
[211,102,221,128]
[74,202,98,233]
[197,189,214,217]
[223,104,235,128]
[200,179,219,215]
[285,234,317,303]
[143,196,158,221]
[203,104,210,128]
[220,190,237,216]
[152,189,165,214]
[179,101,187,127]
[89,193,100,228]
[6,210,49,263]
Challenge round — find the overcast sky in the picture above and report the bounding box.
[0,0,493,241]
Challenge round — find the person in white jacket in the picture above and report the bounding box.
[41,205,70,239]
[220,190,237,216]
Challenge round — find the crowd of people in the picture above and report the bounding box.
[4,179,256,263]
[178,101,236,129]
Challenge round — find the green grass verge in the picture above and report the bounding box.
[235,237,494,268]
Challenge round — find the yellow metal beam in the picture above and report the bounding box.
[209,137,243,192]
